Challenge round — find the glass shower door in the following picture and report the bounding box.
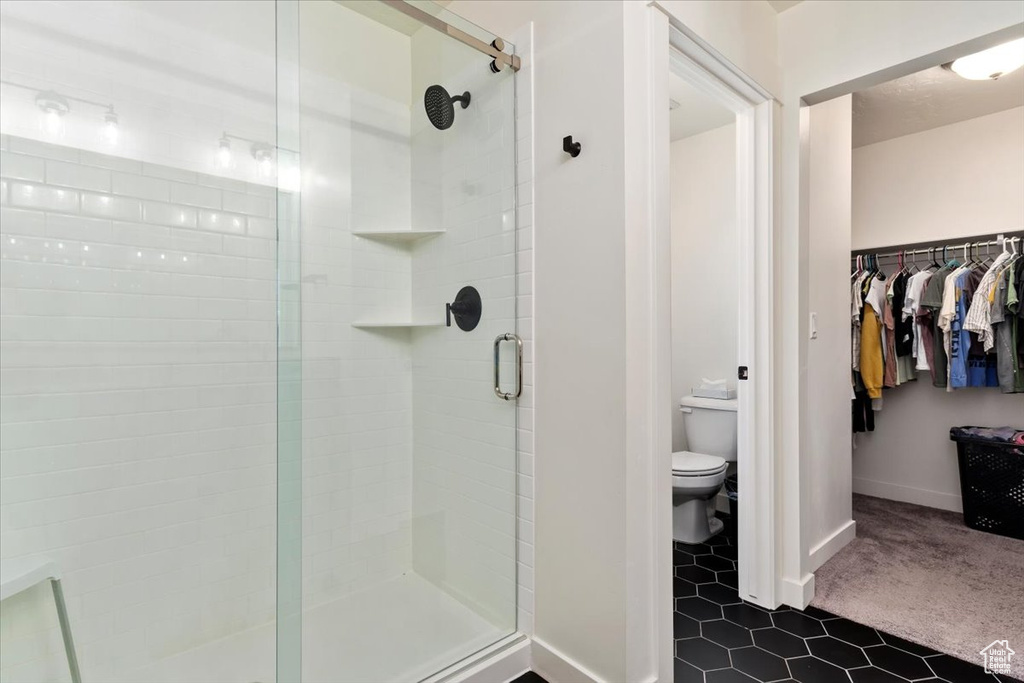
[276,1,519,680]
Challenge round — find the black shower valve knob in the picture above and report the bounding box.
[446,286,482,332]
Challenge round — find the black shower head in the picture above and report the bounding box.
[424,84,470,130]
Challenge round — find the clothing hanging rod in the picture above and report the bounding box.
[850,231,1023,261]
[379,0,521,72]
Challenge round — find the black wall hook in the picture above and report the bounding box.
[563,135,581,158]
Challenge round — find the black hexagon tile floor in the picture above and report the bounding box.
[673,517,1017,683]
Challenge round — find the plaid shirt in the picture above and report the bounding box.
[963,252,1011,352]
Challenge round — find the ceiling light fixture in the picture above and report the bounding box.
[26,84,121,144]
[217,132,278,178]
[944,37,1024,81]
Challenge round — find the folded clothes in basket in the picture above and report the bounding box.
[950,426,1024,444]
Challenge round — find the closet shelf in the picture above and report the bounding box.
[351,320,444,329]
[352,229,445,243]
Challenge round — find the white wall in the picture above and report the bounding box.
[777,0,1024,606]
[852,106,1024,249]
[669,124,737,451]
[850,107,1024,513]
[804,95,854,569]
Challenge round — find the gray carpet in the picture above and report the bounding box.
[812,494,1024,679]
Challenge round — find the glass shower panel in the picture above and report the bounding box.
[291,1,518,681]
[0,2,280,682]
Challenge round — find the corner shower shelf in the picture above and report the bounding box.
[352,229,445,243]
[351,320,444,329]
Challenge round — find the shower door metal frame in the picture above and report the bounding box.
[379,0,521,72]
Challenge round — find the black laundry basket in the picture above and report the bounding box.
[949,427,1024,541]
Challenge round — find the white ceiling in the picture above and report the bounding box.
[669,72,734,141]
[767,0,803,13]
[852,65,1024,147]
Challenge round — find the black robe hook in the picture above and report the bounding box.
[563,135,581,158]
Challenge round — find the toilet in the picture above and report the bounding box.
[673,394,738,544]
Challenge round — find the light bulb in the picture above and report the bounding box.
[217,136,233,168]
[103,110,119,145]
[252,143,274,179]
[35,91,69,139]
[949,38,1024,80]
[258,156,273,178]
[44,109,64,137]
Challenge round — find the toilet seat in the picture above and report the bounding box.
[672,451,727,477]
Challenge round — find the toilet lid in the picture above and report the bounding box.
[672,451,727,475]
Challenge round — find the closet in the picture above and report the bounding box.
[851,234,1023,452]
[802,54,1024,676]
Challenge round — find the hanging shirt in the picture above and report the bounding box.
[964,251,1011,351]
[851,271,871,371]
[891,272,914,357]
[867,276,888,365]
[947,269,971,389]
[991,264,1016,393]
[860,302,884,399]
[904,271,932,372]
[938,265,965,390]
[920,264,955,387]
[1011,259,1024,392]
[883,295,898,388]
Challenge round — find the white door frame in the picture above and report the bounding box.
[645,6,778,676]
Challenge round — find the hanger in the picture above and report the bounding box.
[979,241,994,268]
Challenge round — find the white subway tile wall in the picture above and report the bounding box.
[0,138,279,682]
[296,75,415,607]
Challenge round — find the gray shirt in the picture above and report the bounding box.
[990,264,1016,394]
[920,264,954,388]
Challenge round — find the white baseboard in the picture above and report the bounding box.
[808,519,856,573]
[532,637,606,683]
[852,477,963,513]
[778,573,814,610]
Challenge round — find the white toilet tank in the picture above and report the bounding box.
[680,395,738,461]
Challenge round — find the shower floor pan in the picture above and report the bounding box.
[122,573,505,683]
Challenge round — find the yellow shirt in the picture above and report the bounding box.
[860,304,884,399]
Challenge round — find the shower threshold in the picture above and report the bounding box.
[121,573,506,683]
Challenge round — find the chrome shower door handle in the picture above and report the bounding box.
[493,332,523,401]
